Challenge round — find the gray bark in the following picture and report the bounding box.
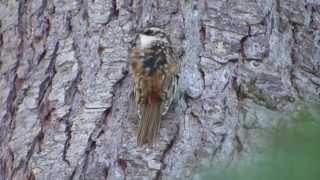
[0,0,319,179]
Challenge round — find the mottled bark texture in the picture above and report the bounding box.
[0,0,319,179]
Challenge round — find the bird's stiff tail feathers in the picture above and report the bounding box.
[137,98,161,146]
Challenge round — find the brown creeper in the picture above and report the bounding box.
[129,27,178,145]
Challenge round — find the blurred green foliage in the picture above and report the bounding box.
[200,105,320,180]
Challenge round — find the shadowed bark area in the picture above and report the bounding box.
[0,0,319,179]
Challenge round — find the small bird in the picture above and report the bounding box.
[129,27,178,146]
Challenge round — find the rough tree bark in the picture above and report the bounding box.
[0,0,319,179]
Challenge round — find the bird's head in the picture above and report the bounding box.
[138,27,169,48]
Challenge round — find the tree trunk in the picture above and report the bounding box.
[0,0,319,179]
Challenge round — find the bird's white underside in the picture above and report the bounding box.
[139,34,161,48]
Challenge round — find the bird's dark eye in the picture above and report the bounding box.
[144,30,154,35]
